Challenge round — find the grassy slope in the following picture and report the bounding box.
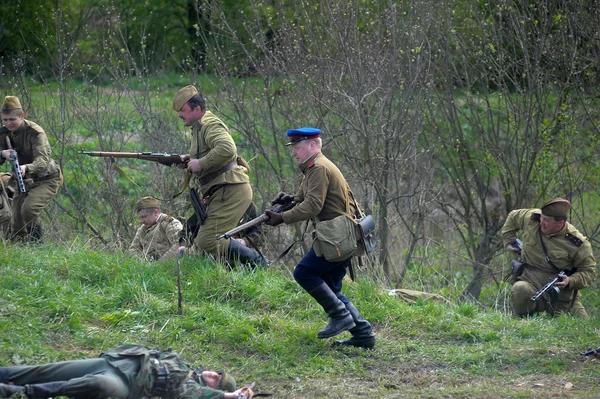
[1,243,600,399]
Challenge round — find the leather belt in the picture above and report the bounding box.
[199,160,237,185]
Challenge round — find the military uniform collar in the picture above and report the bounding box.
[9,120,27,135]
[299,152,321,174]
[544,223,567,238]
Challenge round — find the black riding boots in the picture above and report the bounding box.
[227,239,268,268]
[333,302,376,349]
[308,282,356,338]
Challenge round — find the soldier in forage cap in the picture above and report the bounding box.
[128,196,185,261]
[0,95,62,243]
[502,197,596,317]
[172,85,266,268]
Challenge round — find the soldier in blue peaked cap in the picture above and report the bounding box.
[285,127,322,146]
[263,127,376,349]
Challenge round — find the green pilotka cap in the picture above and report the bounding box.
[541,197,571,217]
[2,96,22,111]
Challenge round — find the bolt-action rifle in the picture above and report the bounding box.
[216,200,296,240]
[79,151,188,166]
[531,271,566,301]
[5,137,26,193]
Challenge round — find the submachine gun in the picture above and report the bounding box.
[531,271,567,302]
[216,199,296,240]
[5,137,26,193]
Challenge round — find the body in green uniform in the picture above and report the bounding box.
[265,128,375,349]
[0,96,61,242]
[128,196,184,261]
[172,86,265,268]
[501,198,596,317]
[0,344,250,399]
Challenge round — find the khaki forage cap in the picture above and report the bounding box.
[173,85,198,112]
[136,196,161,211]
[541,197,571,217]
[2,96,22,111]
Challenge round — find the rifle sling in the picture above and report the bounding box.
[269,221,310,265]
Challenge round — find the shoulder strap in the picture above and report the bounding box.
[538,225,561,273]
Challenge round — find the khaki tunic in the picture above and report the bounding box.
[0,120,61,236]
[129,214,183,261]
[187,111,252,256]
[502,208,596,316]
[282,152,356,224]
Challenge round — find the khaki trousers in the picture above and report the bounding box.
[511,280,588,318]
[193,182,252,258]
[11,173,61,237]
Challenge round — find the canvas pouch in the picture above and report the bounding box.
[313,214,357,262]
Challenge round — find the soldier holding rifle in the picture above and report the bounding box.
[502,197,596,317]
[172,85,265,268]
[263,128,375,349]
[0,96,61,242]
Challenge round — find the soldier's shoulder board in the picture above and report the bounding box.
[23,120,43,137]
[530,212,541,221]
[565,232,583,247]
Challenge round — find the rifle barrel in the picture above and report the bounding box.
[217,214,269,240]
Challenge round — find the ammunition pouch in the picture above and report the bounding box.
[149,350,190,398]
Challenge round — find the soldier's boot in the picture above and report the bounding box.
[227,239,268,268]
[24,381,67,398]
[27,225,43,243]
[308,282,356,338]
[333,302,375,349]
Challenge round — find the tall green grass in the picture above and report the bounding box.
[1,243,600,398]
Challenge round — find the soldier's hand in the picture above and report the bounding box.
[265,210,284,226]
[1,150,13,160]
[556,274,569,288]
[506,244,519,255]
[271,192,294,205]
[187,159,202,173]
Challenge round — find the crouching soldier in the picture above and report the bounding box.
[128,196,185,261]
[0,344,253,399]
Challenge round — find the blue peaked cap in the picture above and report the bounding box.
[285,127,322,146]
